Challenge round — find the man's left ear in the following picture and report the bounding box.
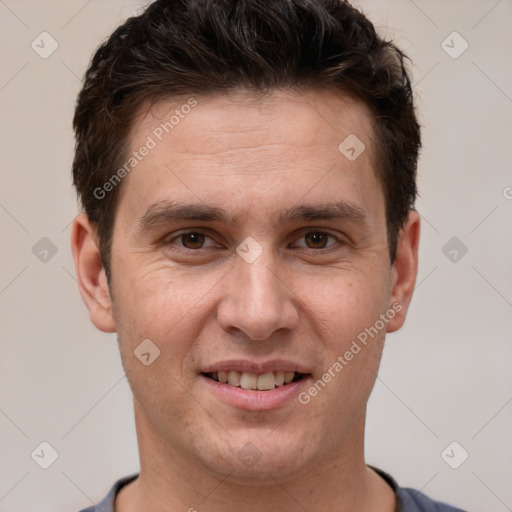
[386,209,420,333]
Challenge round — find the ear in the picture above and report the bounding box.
[386,209,420,333]
[70,213,116,333]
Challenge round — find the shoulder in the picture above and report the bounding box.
[397,487,469,512]
[369,466,468,512]
[76,474,139,512]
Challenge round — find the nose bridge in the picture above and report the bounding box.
[217,243,298,340]
[239,249,280,305]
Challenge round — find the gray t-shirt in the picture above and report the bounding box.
[77,466,468,512]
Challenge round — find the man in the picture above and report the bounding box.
[70,1,467,511]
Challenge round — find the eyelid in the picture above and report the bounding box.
[162,228,345,252]
[163,229,221,249]
[290,230,341,250]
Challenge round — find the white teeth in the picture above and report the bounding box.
[210,370,301,390]
[240,372,257,390]
[257,372,276,391]
[228,371,241,387]
[284,371,295,384]
[274,371,285,386]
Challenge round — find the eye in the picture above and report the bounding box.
[166,231,219,250]
[292,231,340,251]
[162,229,343,254]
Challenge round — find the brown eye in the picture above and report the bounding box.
[304,232,330,249]
[179,232,206,249]
[162,230,221,253]
[289,230,344,254]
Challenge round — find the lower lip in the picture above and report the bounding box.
[199,374,310,411]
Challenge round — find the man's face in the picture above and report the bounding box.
[95,89,411,480]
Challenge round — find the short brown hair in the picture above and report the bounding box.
[72,0,421,278]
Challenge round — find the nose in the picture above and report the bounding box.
[216,247,299,341]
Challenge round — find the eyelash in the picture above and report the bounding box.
[162,229,343,254]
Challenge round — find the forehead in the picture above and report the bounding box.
[133,88,376,157]
[116,88,383,230]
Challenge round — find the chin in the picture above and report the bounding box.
[195,429,317,483]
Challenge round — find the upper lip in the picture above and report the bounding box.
[201,359,310,375]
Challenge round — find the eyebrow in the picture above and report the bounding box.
[138,199,370,231]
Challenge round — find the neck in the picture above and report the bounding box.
[116,401,395,512]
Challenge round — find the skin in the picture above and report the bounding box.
[71,88,420,512]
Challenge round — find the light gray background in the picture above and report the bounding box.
[1,1,511,511]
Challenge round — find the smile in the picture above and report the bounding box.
[203,370,307,391]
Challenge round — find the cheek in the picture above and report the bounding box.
[298,273,389,405]
[111,256,220,343]
[303,272,389,349]
[110,264,209,423]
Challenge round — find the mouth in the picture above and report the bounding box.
[202,370,308,391]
